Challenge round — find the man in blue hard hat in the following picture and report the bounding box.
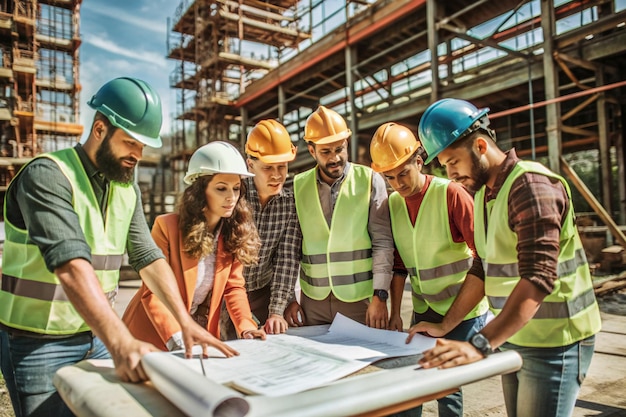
[409,98,601,417]
[0,77,238,417]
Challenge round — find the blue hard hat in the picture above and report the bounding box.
[418,98,490,164]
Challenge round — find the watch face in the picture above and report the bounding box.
[471,333,491,356]
[472,334,486,348]
[374,290,388,301]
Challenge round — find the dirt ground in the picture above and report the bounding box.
[0,376,12,417]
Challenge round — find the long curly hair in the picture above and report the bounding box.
[177,175,260,266]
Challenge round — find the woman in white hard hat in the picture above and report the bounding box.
[123,141,266,350]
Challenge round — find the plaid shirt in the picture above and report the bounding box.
[475,149,569,294]
[243,177,302,316]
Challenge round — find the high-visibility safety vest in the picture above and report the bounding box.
[294,164,373,302]
[0,148,135,335]
[475,160,601,347]
[390,176,488,318]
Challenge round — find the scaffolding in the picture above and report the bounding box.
[35,0,82,152]
[164,0,310,196]
[0,0,82,219]
[231,0,626,252]
[159,0,626,253]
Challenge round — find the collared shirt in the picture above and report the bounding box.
[472,149,568,294]
[314,162,394,290]
[5,144,163,273]
[243,177,302,316]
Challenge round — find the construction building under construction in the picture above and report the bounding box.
[0,0,82,219]
[163,0,626,262]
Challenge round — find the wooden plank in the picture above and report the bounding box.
[594,331,626,357]
[594,277,626,297]
[560,157,626,248]
[600,312,626,335]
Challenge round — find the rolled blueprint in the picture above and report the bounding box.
[142,352,249,417]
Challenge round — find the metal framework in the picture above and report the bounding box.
[0,0,82,219]
[159,0,626,246]
[164,0,310,196]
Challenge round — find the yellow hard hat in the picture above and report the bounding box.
[370,122,421,173]
[245,120,297,163]
[304,105,351,145]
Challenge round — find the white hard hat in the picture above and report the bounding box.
[184,141,254,185]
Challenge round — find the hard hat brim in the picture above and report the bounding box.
[121,126,163,149]
[183,168,254,185]
[304,130,351,145]
[251,147,297,164]
[371,151,414,173]
[424,152,439,165]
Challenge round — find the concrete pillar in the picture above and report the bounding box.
[427,0,439,102]
[240,107,248,150]
[615,106,626,224]
[278,84,285,122]
[541,0,561,172]
[345,45,358,162]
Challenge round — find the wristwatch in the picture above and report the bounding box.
[469,332,493,357]
[373,289,389,302]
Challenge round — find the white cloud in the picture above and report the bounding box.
[84,2,168,36]
[83,33,167,69]
[79,1,174,138]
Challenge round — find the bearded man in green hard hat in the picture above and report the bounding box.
[0,77,237,417]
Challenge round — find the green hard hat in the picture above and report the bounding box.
[418,98,490,164]
[87,77,163,148]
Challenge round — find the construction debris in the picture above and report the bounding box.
[594,270,626,298]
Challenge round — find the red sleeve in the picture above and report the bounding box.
[393,248,407,274]
[447,181,485,279]
[446,181,475,250]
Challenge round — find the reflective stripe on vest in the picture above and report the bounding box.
[294,164,373,302]
[0,148,135,335]
[390,176,488,317]
[474,160,601,347]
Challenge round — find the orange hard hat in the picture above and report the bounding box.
[304,105,351,145]
[370,122,421,172]
[245,119,297,163]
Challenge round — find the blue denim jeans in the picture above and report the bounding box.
[389,311,488,417]
[500,335,595,417]
[0,330,110,417]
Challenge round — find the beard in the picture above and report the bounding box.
[95,134,136,184]
[467,148,490,193]
[319,159,345,180]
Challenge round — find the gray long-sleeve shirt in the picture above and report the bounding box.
[313,162,394,290]
[5,144,163,273]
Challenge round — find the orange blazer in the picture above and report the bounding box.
[122,213,258,351]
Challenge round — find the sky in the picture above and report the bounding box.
[79,0,177,140]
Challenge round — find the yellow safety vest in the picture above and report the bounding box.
[0,148,135,335]
[475,160,601,347]
[294,164,373,302]
[390,176,488,317]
